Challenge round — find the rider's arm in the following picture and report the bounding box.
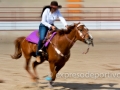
[57,10,67,27]
[41,8,52,28]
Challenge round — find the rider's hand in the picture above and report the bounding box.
[51,26,56,31]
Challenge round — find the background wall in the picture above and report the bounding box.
[0,0,120,30]
[1,0,120,7]
[0,0,66,7]
[0,0,120,43]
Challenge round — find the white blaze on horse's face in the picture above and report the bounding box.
[77,23,84,38]
[76,23,94,46]
[84,26,93,39]
[78,31,84,38]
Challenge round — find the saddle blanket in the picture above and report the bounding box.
[26,30,57,47]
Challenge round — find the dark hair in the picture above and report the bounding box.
[50,1,62,8]
[51,1,58,6]
[40,1,62,17]
[40,5,51,17]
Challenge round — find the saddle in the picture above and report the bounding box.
[26,30,57,45]
[26,30,57,59]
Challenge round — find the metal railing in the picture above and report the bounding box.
[0,7,120,21]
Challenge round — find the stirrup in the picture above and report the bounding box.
[39,49,43,52]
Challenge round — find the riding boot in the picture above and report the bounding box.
[36,56,41,63]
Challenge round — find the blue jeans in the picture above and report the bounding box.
[36,23,49,56]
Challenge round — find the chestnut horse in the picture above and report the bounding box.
[11,22,93,86]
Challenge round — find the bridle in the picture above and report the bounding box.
[64,24,92,54]
[51,23,92,57]
[76,24,89,39]
[65,24,88,47]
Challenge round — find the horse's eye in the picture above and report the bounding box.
[80,29,82,32]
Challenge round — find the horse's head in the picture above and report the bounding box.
[73,22,94,46]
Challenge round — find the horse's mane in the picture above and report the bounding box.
[57,24,75,36]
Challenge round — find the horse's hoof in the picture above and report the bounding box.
[48,81,53,88]
[31,77,39,83]
[0,80,4,83]
[35,77,39,80]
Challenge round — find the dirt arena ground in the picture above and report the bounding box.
[0,30,120,90]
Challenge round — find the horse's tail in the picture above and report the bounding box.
[11,36,25,59]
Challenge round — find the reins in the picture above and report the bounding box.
[65,27,90,54]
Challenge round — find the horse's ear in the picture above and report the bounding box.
[74,23,77,26]
[78,22,80,24]
[73,23,75,26]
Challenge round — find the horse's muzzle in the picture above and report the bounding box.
[85,38,94,47]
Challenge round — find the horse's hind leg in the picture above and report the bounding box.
[32,58,45,79]
[24,54,36,81]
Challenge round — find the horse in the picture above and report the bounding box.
[11,22,93,87]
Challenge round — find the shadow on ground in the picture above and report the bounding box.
[39,82,119,90]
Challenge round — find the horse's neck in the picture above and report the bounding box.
[67,29,76,43]
[57,29,77,54]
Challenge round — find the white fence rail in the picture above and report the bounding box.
[0,21,120,30]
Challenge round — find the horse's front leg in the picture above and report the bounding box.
[45,62,56,88]
[47,62,65,87]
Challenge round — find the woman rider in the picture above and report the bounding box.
[36,1,68,63]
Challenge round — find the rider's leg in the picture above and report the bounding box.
[36,23,48,63]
